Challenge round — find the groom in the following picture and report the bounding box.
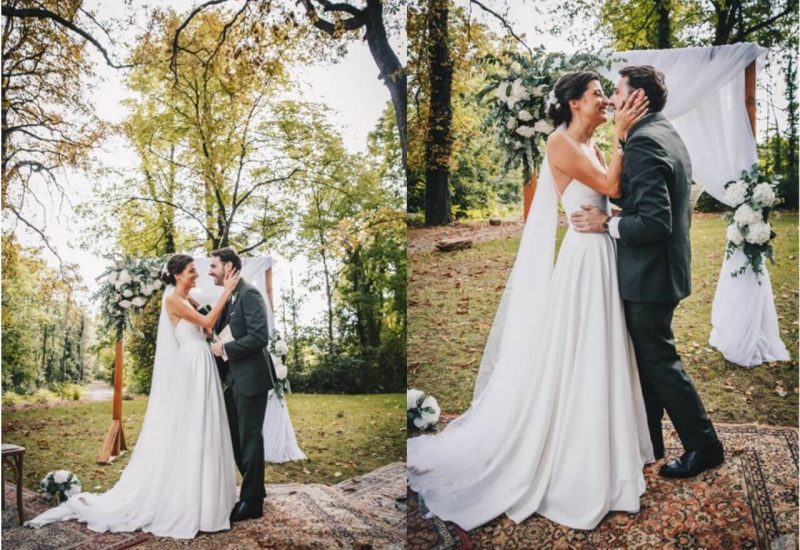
[208,247,276,521]
[571,65,724,478]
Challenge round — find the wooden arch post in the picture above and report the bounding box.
[523,169,538,221]
[97,334,127,464]
[745,60,757,137]
[265,266,274,311]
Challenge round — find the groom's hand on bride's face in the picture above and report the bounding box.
[570,205,606,233]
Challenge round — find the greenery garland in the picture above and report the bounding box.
[96,256,165,338]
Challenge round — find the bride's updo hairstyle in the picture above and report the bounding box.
[547,71,601,127]
[160,254,194,286]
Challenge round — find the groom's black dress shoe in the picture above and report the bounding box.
[659,441,724,478]
[230,500,263,522]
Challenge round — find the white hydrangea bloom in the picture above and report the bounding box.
[515,125,536,138]
[123,289,133,298]
[726,223,743,246]
[510,61,522,73]
[271,354,288,379]
[733,204,762,226]
[752,182,777,207]
[53,470,70,484]
[275,339,289,356]
[531,84,547,98]
[419,395,441,427]
[119,300,132,309]
[506,116,518,130]
[131,297,146,307]
[724,180,748,206]
[407,389,425,410]
[506,78,530,109]
[745,221,772,245]
[518,110,533,122]
[547,89,558,106]
[494,81,510,102]
[533,120,555,134]
[65,484,82,497]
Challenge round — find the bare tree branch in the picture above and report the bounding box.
[468,0,532,55]
[169,0,232,77]
[1,5,133,68]
[299,0,365,35]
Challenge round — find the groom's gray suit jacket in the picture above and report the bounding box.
[214,279,275,396]
[611,112,692,304]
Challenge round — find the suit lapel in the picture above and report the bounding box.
[227,279,246,326]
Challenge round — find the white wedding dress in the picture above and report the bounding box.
[26,288,237,539]
[407,145,655,531]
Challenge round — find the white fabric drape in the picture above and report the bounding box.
[191,257,276,335]
[599,43,789,367]
[191,256,307,462]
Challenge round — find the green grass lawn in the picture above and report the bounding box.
[408,213,798,426]
[1,393,405,493]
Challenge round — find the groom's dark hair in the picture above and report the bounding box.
[210,247,242,272]
[619,65,668,113]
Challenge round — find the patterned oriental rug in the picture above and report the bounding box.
[3,462,406,549]
[407,419,799,550]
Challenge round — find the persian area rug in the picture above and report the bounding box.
[407,418,799,550]
[335,461,407,538]
[2,482,149,550]
[144,482,405,549]
[3,462,406,549]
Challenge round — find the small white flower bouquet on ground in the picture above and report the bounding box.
[407,389,441,431]
[39,469,81,505]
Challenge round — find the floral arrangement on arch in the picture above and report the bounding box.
[269,331,291,401]
[478,48,613,178]
[723,164,781,281]
[96,256,165,337]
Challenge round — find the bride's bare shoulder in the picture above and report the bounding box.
[164,293,181,312]
[546,130,571,162]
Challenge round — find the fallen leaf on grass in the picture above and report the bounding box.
[774,385,788,397]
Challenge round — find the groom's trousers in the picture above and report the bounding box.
[623,300,720,455]
[224,384,268,504]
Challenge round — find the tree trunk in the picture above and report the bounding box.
[311,191,335,355]
[319,245,334,354]
[289,271,302,370]
[786,48,798,188]
[655,0,671,48]
[363,0,407,171]
[424,0,453,226]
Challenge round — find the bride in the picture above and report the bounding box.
[27,254,241,539]
[407,71,653,531]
